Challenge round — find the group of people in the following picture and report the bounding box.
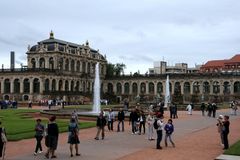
[230,101,238,115]
[200,102,218,117]
[33,114,80,159]
[0,100,18,109]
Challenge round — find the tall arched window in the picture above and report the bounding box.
[223,81,230,94]
[193,81,200,94]
[71,81,74,91]
[65,59,69,71]
[65,80,69,91]
[140,82,146,94]
[39,58,45,68]
[76,61,80,72]
[4,79,11,93]
[116,83,122,94]
[31,58,36,69]
[23,79,30,93]
[107,83,113,94]
[157,82,163,94]
[52,79,56,91]
[71,60,75,72]
[45,79,50,92]
[132,83,138,94]
[174,82,181,94]
[234,81,240,94]
[14,79,20,93]
[124,83,130,94]
[203,81,210,94]
[213,81,220,94]
[149,82,155,94]
[59,80,63,91]
[33,78,40,93]
[75,81,80,91]
[184,82,190,94]
[49,57,54,70]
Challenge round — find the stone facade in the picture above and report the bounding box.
[0,32,107,102]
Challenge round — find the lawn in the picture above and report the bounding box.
[0,109,95,141]
[224,140,240,156]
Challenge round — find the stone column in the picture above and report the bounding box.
[20,79,24,93]
[190,81,193,95]
[146,82,149,95]
[39,78,44,94]
[129,82,133,95]
[1,81,4,94]
[209,81,213,95]
[35,57,39,69]
[154,82,157,95]
[162,81,166,96]
[45,57,49,69]
[29,79,33,94]
[181,82,184,95]
[137,81,141,95]
[112,82,117,94]
[199,82,203,94]
[230,81,234,95]
[219,81,224,95]
[10,79,14,93]
[122,82,124,95]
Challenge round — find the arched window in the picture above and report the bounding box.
[39,58,45,68]
[149,82,155,94]
[140,82,146,94]
[223,81,230,94]
[184,82,190,94]
[33,78,40,93]
[58,58,63,70]
[82,62,86,73]
[203,81,210,94]
[71,81,74,91]
[23,79,30,93]
[174,82,181,94]
[59,80,63,91]
[65,80,69,91]
[193,81,200,94]
[124,83,130,94]
[49,57,54,70]
[83,81,86,92]
[87,62,91,73]
[4,79,11,93]
[213,81,220,94]
[76,61,80,72]
[71,60,75,72]
[52,79,56,91]
[132,83,138,94]
[107,83,113,94]
[157,82,163,94]
[116,83,122,94]
[234,81,240,94]
[14,79,20,93]
[65,59,69,71]
[75,81,80,91]
[31,58,36,69]
[45,79,50,92]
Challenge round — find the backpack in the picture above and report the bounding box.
[153,119,158,129]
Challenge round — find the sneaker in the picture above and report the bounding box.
[38,151,43,154]
[76,153,81,156]
[70,154,73,157]
[34,152,37,156]
[94,137,99,140]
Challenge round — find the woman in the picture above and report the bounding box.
[45,116,59,159]
[34,119,44,155]
[0,121,7,159]
[146,112,154,140]
[216,115,224,146]
[68,118,80,157]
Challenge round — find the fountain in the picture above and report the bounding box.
[164,75,170,108]
[92,62,101,113]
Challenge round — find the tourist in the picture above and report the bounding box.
[129,109,138,134]
[159,101,164,115]
[34,119,44,156]
[48,99,52,110]
[68,118,80,157]
[172,103,178,119]
[212,103,217,118]
[216,115,224,146]
[45,115,59,159]
[117,108,125,132]
[107,108,115,131]
[139,111,146,135]
[200,103,206,116]
[169,104,174,119]
[207,103,213,117]
[164,119,175,147]
[95,111,107,140]
[230,101,238,116]
[146,112,154,140]
[0,121,7,159]
[71,110,79,124]
[155,113,164,149]
[222,115,230,150]
[28,100,32,108]
[186,104,192,115]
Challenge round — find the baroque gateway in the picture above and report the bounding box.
[0,32,240,104]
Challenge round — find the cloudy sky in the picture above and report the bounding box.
[0,0,240,74]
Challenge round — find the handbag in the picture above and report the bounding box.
[1,127,7,143]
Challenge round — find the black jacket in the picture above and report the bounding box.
[96,116,107,127]
[118,111,125,121]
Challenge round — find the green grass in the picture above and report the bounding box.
[224,140,240,156]
[0,109,95,141]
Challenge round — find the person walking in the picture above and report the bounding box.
[216,115,224,146]
[139,111,146,135]
[212,103,217,118]
[146,112,154,140]
[155,114,164,149]
[222,115,230,150]
[207,103,213,117]
[200,103,206,116]
[45,116,59,159]
[186,104,192,115]
[34,119,44,156]
[172,103,178,119]
[164,119,175,147]
[68,118,80,157]
[0,121,7,160]
[107,109,115,131]
[129,109,138,134]
[117,108,125,132]
[95,111,107,140]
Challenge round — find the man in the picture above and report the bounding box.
[95,111,107,140]
[117,108,125,132]
[107,109,115,131]
[212,103,217,118]
[222,115,230,150]
[156,114,164,149]
[129,109,139,134]
[200,103,206,116]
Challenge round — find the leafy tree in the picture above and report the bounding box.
[106,63,115,77]
[115,63,126,76]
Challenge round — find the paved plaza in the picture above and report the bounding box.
[5,109,240,160]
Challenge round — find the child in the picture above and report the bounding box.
[216,115,224,146]
[164,119,175,147]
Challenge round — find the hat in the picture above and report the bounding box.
[218,115,223,119]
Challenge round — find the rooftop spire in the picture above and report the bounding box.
[49,30,54,39]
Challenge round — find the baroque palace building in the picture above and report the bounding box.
[0,31,107,102]
[0,32,240,103]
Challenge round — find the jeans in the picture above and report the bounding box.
[131,121,137,133]
[108,120,113,131]
[139,122,145,134]
[35,135,43,153]
[117,120,124,131]
[165,133,175,146]
[96,127,105,139]
[148,124,154,139]
[156,130,163,149]
[223,132,229,149]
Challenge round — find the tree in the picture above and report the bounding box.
[106,63,115,77]
[115,63,126,76]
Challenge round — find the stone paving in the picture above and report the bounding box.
[4,109,240,160]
